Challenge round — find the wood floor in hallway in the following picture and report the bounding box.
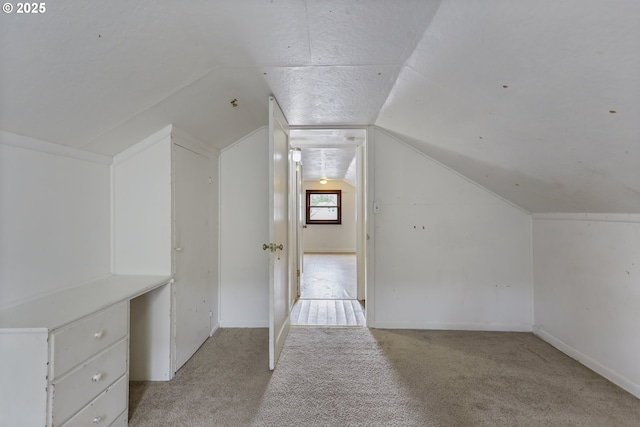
[292,253,365,326]
[300,253,356,299]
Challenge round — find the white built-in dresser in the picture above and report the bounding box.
[0,275,171,427]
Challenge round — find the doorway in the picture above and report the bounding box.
[291,253,364,325]
[288,129,367,326]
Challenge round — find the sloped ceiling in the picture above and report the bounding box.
[1,0,638,213]
[0,0,438,154]
[377,0,640,213]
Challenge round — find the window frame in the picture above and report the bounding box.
[305,189,342,225]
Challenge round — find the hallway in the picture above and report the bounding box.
[290,253,364,326]
[299,253,357,299]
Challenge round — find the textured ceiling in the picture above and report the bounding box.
[290,129,365,185]
[0,0,438,154]
[1,0,638,213]
[377,0,640,213]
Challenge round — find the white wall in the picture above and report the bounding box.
[532,214,640,398]
[0,134,111,308]
[303,180,356,253]
[112,127,172,275]
[370,129,533,330]
[219,127,269,327]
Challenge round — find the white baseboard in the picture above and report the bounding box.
[370,321,533,332]
[218,320,268,328]
[304,250,356,254]
[209,323,220,337]
[533,326,640,399]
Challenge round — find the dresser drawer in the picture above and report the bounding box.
[61,374,128,427]
[109,410,128,426]
[52,302,128,378]
[51,339,128,425]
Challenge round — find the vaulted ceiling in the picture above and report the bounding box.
[1,1,638,213]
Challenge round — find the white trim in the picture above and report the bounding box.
[112,125,172,164]
[534,326,640,399]
[217,154,223,331]
[365,125,376,327]
[0,130,112,165]
[220,126,268,153]
[218,320,269,328]
[209,323,220,338]
[302,178,354,186]
[355,141,366,302]
[170,142,177,375]
[371,321,533,332]
[303,249,357,254]
[374,127,530,215]
[110,162,116,273]
[290,124,370,131]
[529,215,535,327]
[532,213,640,223]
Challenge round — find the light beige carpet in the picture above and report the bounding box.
[129,328,640,426]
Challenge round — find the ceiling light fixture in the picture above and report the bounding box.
[319,178,328,185]
[291,147,302,162]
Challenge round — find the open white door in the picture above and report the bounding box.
[267,96,291,370]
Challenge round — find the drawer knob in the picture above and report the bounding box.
[94,330,104,339]
[91,372,103,382]
[93,415,103,423]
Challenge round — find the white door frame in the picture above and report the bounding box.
[289,158,303,303]
[289,126,369,322]
[355,140,367,303]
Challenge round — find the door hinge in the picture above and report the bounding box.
[297,269,300,278]
[209,311,213,318]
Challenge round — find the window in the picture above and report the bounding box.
[306,190,341,224]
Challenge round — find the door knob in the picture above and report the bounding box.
[175,247,182,252]
[262,243,283,252]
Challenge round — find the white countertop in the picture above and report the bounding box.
[0,275,171,331]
